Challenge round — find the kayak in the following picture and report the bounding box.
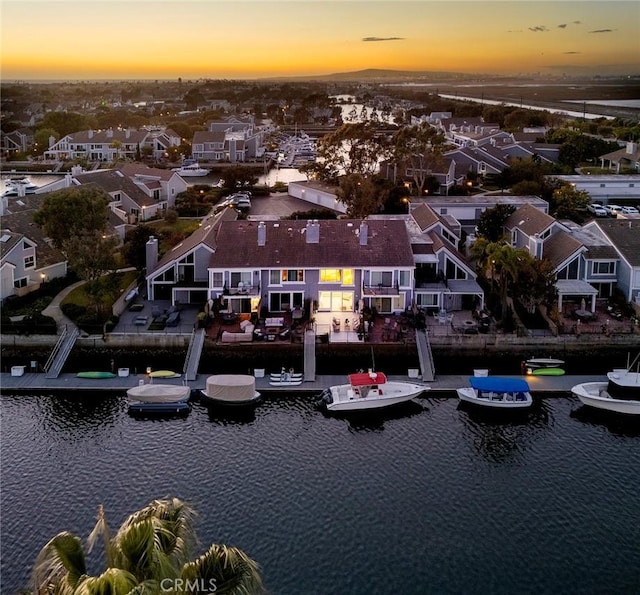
[76,371,117,379]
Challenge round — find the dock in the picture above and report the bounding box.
[0,372,608,396]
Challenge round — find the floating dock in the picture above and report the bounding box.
[0,372,607,396]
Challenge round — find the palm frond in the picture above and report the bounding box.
[32,531,87,594]
[87,504,114,566]
[73,567,139,595]
[181,544,264,595]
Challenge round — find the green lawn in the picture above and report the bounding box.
[61,271,138,310]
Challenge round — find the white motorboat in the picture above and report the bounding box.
[456,376,533,409]
[126,383,191,415]
[319,371,427,412]
[571,353,640,415]
[201,374,261,406]
[172,162,210,177]
[269,369,303,387]
[3,176,38,196]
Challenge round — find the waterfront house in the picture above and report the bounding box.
[191,116,267,163]
[0,196,67,302]
[44,128,150,162]
[68,163,188,225]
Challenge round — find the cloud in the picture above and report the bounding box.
[589,29,615,33]
[558,21,581,29]
[528,26,548,33]
[563,51,581,55]
[558,23,568,29]
[362,36,404,42]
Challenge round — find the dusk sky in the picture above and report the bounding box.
[2,0,639,80]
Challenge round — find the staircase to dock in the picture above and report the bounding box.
[303,329,316,381]
[183,328,206,381]
[44,326,80,379]
[416,329,435,381]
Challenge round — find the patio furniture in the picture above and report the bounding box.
[134,316,148,326]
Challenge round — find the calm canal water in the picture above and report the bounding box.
[1,391,639,595]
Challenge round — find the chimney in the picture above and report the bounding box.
[48,135,55,148]
[146,235,158,271]
[626,141,638,154]
[106,128,113,138]
[359,221,368,246]
[258,221,266,246]
[126,128,131,139]
[306,219,320,243]
[88,130,93,139]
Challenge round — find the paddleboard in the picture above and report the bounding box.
[76,371,117,379]
[149,370,181,379]
[531,367,565,376]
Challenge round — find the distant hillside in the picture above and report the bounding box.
[262,68,490,83]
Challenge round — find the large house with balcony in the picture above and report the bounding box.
[144,205,484,317]
[503,204,638,312]
[44,128,150,162]
[191,117,267,163]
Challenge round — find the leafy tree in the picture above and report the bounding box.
[336,173,383,218]
[32,498,264,595]
[551,184,591,219]
[123,224,155,270]
[33,128,59,155]
[512,257,557,314]
[39,111,95,138]
[221,166,258,189]
[475,204,515,242]
[33,186,110,253]
[390,123,446,194]
[314,123,389,183]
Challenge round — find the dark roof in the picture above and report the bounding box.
[505,203,555,236]
[596,219,640,266]
[210,219,414,269]
[542,230,584,269]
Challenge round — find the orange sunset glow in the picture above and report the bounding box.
[1,0,639,80]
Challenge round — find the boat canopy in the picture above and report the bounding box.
[469,377,530,392]
[205,374,257,402]
[127,384,190,403]
[349,372,388,386]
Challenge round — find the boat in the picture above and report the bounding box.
[456,376,533,409]
[318,371,427,412]
[3,176,38,196]
[269,369,303,387]
[571,353,640,415]
[171,163,210,177]
[126,383,191,415]
[76,371,117,379]
[523,357,565,376]
[200,374,261,406]
[148,370,181,379]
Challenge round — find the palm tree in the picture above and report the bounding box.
[32,498,264,595]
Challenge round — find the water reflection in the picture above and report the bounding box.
[39,392,125,436]
[457,398,551,462]
[200,401,257,426]
[321,399,426,432]
[569,405,640,438]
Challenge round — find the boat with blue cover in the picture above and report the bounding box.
[456,376,533,409]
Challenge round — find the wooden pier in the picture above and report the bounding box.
[0,371,607,396]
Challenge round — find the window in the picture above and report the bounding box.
[320,269,341,283]
[23,255,35,269]
[445,258,467,280]
[230,272,252,287]
[14,277,28,288]
[398,270,411,287]
[282,269,304,282]
[270,270,281,285]
[370,271,393,287]
[593,261,615,275]
[416,293,438,307]
[212,272,223,288]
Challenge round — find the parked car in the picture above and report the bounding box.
[604,204,622,217]
[587,203,607,217]
[620,206,639,215]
